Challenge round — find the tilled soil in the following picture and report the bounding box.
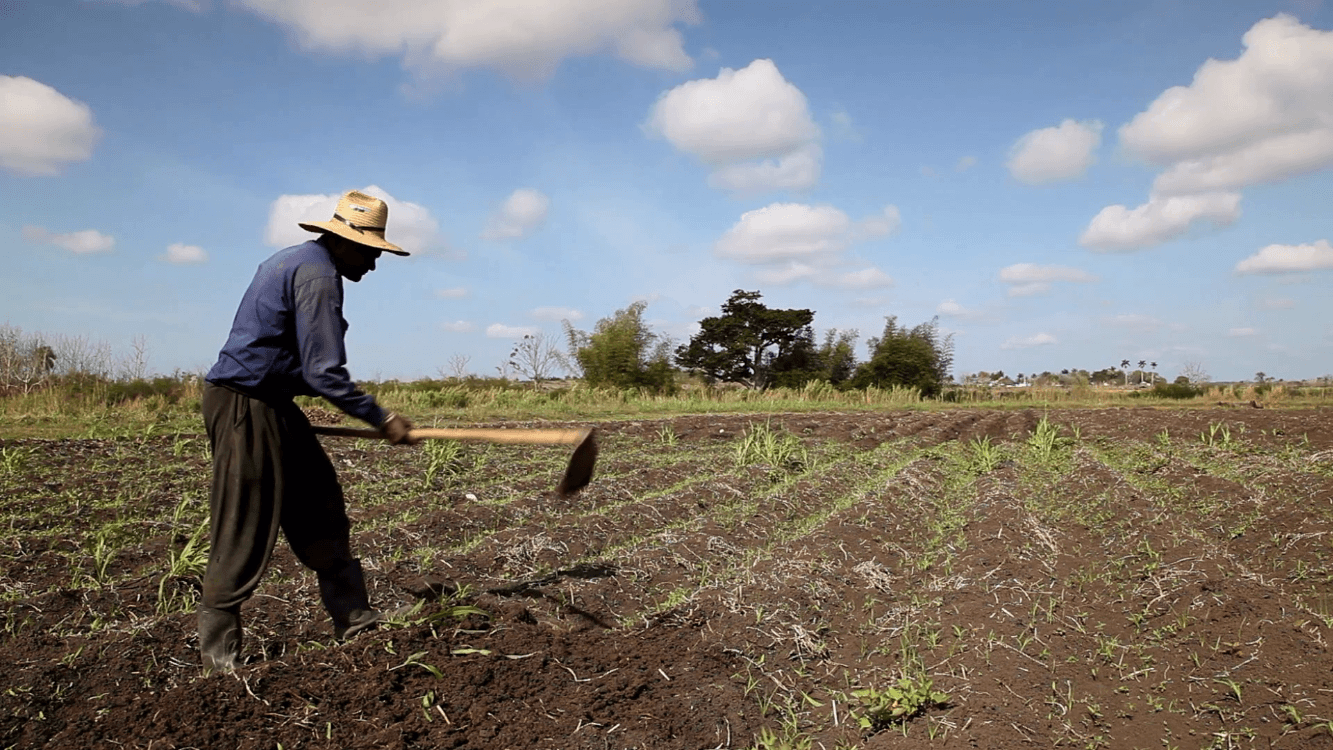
[2,407,1333,749]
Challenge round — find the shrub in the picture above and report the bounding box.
[1136,382,1205,400]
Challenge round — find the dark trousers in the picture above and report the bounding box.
[200,383,360,614]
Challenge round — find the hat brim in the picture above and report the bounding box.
[299,220,409,256]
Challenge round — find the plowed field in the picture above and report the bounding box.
[3,407,1333,749]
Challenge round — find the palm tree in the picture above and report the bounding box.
[1150,362,1158,384]
[1137,360,1147,385]
[1120,359,1130,386]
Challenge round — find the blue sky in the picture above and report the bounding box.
[2,0,1331,383]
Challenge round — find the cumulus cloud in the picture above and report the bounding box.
[1228,326,1259,337]
[998,263,1097,296]
[486,323,539,339]
[706,144,822,193]
[858,205,902,238]
[440,320,476,333]
[482,188,550,241]
[1235,239,1333,274]
[645,59,822,192]
[1001,332,1058,349]
[532,306,583,321]
[715,202,899,288]
[1079,192,1241,251]
[233,0,700,80]
[22,225,114,254]
[264,184,450,255]
[434,287,468,299]
[1086,15,1333,249]
[716,203,852,263]
[0,76,101,176]
[937,300,967,316]
[1007,119,1102,184]
[160,243,208,264]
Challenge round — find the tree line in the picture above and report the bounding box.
[551,289,955,397]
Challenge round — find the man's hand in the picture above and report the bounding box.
[380,413,419,445]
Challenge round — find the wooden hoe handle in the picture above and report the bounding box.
[311,425,593,446]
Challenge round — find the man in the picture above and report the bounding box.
[199,189,418,674]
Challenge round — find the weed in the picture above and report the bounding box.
[851,675,949,731]
[422,440,464,488]
[656,424,678,447]
[734,421,809,477]
[0,445,30,476]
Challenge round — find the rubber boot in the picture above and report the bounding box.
[318,559,382,640]
[198,606,242,675]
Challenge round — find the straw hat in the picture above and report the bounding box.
[299,190,409,256]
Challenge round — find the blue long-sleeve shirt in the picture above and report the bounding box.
[206,239,386,426]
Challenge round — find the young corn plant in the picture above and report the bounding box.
[968,436,1002,474]
[1027,416,1070,465]
[734,421,809,478]
[0,445,30,476]
[422,440,464,488]
[157,518,210,615]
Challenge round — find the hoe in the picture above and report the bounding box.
[312,425,598,497]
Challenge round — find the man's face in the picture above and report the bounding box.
[327,235,381,282]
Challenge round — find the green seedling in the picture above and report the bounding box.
[0,446,30,476]
[734,421,808,477]
[851,675,949,731]
[656,424,678,446]
[968,435,1001,474]
[422,440,464,488]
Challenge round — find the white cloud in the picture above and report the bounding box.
[531,306,583,321]
[1001,332,1058,349]
[233,0,700,80]
[1228,326,1259,337]
[1257,296,1296,309]
[998,263,1097,296]
[645,59,821,192]
[482,188,550,241]
[1235,239,1333,274]
[434,287,468,299]
[22,225,114,254]
[715,202,901,288]
[1088,15,1333,250]
[755,261,819,286]
[160,242,208,264]
[1079,192,1241,251]
[937,299,967,316]
[956,155,977,172]
[440,320,476,333]
[706,144,822,193]
[716,203,852,263]
[264,184,450,255]
[0,76,101,176]
[858,205,902,238]
[826,267,893,290]
[1006,119,1103,184]
[486,323,539,339]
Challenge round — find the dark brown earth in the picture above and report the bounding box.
[2,407,1333,749]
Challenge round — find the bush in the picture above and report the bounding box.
[1135,382,1205,400]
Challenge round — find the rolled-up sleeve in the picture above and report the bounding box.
[293,275,386,427]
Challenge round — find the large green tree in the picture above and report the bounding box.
[674,290,815,390]
[563,301,675,393]
[850,316,954,397]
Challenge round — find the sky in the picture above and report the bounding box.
[2,0,1332,384]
